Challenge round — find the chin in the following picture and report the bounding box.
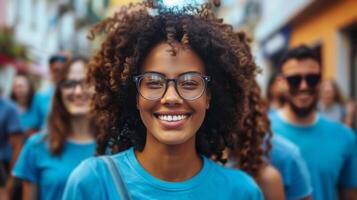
[68,108,90,116]
[153,130,195,146]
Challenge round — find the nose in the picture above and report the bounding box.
[160,82,183,105]
[299,78,309,90]
[73,84,83,95]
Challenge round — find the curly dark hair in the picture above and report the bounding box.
[88,0,266,176]
[230,80,272,176]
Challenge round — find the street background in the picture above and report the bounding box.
[1,0,356,129]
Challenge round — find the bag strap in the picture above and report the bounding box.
[101,156,133,200]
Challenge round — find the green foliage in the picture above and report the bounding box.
[0,27,28,60]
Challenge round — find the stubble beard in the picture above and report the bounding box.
[287,88,318,118]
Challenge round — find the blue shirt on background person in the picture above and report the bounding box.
[270,134,312,200]
[0,97,23,162]
[33,84,55,129]
[62,147,264,200]
[270,111,357,200]
[12,132,96,200]
[226,133,313,200]
[18,102,41,133]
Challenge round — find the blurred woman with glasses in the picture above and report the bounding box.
[12,57,97,200]
[62,1,269,199]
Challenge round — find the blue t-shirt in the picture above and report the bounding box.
[18,103,41,132]
[270,134,312,200]
[12,132,96,200]
[33,85,55,129]
[63,147,264,200]
[270,112,357,200]
[0,97,23,161]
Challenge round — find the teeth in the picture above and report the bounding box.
[158,115,188,122]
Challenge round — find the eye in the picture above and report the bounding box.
[142,77,164,89]
[62,80,76,88]
[179,80,199,89]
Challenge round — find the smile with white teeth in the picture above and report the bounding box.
[158,114,188,122]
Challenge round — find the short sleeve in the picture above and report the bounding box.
[62,159,106,200]
[286,151,313,199]
[338,130,357,188]
[12,134,40,182]
[250,186,264,200]
[5,102,23,134]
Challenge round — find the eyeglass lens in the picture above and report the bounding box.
[61,80,88,90]
[137,73,207,100]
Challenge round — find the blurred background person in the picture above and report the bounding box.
[10,72,40,137]
[266,73,288,115]
[0,94,24,199]
[12,57,96,200]
[318,79,356,127]
[270,45,357,200]
[33,53,70,130]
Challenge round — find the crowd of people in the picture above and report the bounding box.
[0,1,356,200]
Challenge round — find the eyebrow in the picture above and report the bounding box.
[142,70,204,77]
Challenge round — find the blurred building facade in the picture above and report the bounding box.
[1,0,110,96]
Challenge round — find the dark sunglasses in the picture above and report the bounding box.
[285,74,321,88]
[50,55,67,64]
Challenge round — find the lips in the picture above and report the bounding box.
[154,112,192,129]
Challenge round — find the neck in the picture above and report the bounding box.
[271,100,282,110]
[69,115,93,141]
[16,98,28,111]
[135,135,202,182]
[322,100,334,107]
[282,104,317,125]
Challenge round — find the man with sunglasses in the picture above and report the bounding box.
[269,45,357,200]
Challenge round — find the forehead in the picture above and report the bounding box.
[282,58,320,75]
[67,61,85,79]
[141,42,205,76]
[14,75,28,84]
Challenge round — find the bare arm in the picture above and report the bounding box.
[6,133,24,196]
[255,165,285,200]
[8,133,24,169]
[0,187,9,200]
[300,195,312,200]
[340,188,357,200]
[344,101,355,127]
[22,181,37,200]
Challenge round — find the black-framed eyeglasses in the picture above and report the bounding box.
[133,72,211,101]
[60,79,90,91]
[284,74,321,88]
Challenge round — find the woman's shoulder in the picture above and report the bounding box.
[67,149,131,182]
[207,159,260,190]
[62,156,109,199]
[207,159,263,199]
[24,132,47,147]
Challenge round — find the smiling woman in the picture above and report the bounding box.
[12,57,97,200]
[62,0,268,199]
